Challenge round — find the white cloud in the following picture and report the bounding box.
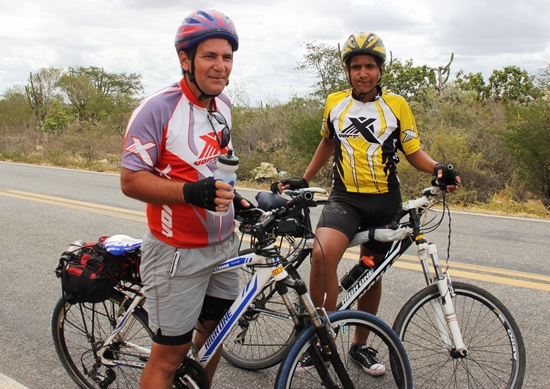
[0,0,548,104]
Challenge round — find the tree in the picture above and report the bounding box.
[57,66,143,133]
[382,59,437,101]
[57,73,98,121]
[70,66,144,97]
[296,41,348,101]
[454,70,489,101]
[488,66,541,103]
[0,86,35,128]
[536,63,550,98]
[24,67,63,122]
[42,100,69,133]
[455,66,542,103]
[285,96,324,157]
[503,100,550,207]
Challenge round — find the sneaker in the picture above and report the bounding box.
[348,345,386,376]
[295,344,331,373]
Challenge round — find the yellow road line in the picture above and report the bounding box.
[1,189,147,222]
[393,261,550,292]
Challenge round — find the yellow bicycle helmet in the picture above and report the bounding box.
[341,31,386,66]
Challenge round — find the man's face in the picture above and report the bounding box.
[180,38,233,98]
[348,54,383,100]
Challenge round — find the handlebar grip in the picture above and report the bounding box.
[303,191,314,201]
[284,190,313,209]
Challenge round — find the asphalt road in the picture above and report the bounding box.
[1,161,549,388]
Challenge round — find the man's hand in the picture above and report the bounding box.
[183,177,234,211]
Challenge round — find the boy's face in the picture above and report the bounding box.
[348,54,383,100]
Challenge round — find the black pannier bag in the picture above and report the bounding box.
[55,236,140,303]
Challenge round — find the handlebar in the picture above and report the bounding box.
[236,183,447,248]
[402,186,438,212]
[235,188,327,242]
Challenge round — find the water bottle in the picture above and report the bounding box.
[66,240,86,255]
[209,148,239,216]
[339,255,375,290]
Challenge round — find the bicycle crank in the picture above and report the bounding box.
[173,358,210,389]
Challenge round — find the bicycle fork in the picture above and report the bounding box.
[418,241,468,357]
[276,275,356,389]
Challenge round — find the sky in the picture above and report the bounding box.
[1,0,549,105]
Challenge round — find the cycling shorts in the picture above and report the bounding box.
[140,231,240,343]
[317,190,402,255]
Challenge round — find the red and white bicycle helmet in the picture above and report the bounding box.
[175,9,239,53]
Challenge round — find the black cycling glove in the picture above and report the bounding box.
[233,190,253,212]
[270,177,308,193]
[433,164,460,189]
[183,177,218,211]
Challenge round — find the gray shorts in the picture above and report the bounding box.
[140,231,240,337]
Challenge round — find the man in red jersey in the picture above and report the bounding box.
[121,9,248,388]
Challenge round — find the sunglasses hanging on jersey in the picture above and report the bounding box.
[208,110,231,149]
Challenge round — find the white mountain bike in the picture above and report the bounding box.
[51,189,413,388]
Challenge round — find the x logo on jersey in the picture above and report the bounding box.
[345,117,379,144]
[125,136,156,167]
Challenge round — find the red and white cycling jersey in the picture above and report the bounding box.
[122,78,235,248]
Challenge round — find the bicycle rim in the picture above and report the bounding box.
[275,310,413,389]
[51,292,152,389]
[222,265,298,370]
[393,281,525,389]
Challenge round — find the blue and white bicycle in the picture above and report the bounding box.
[51,189,413,389]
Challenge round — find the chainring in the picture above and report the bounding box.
[173,358,210,389]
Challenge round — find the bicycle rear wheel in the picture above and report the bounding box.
[275,310,413,389]
[52,291,152,389]
[393,281,525,389]
[222,264,301,370]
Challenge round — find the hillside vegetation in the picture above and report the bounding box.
[1,46,549,219]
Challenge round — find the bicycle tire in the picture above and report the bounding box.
[393,281,525,389]
[222,264,302,370]
[275,310,414,389]
[52,291,152,389]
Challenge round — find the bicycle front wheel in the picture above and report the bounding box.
[52,291,152,389]
[222,264,300,370]
[275,310,413,389]
[393,281,525,389]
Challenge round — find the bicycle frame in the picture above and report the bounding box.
[97,244,292,370]
[195,249,287,365]
[332,188,468,355]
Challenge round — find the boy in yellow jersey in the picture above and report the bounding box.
[274,31,461,375]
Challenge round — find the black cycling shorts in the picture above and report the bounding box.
[317,190,402,255]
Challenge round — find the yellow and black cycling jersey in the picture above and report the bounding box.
[322,86,421,194]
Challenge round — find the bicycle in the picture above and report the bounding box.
[221,181,526,389]
[51,190,414,389]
